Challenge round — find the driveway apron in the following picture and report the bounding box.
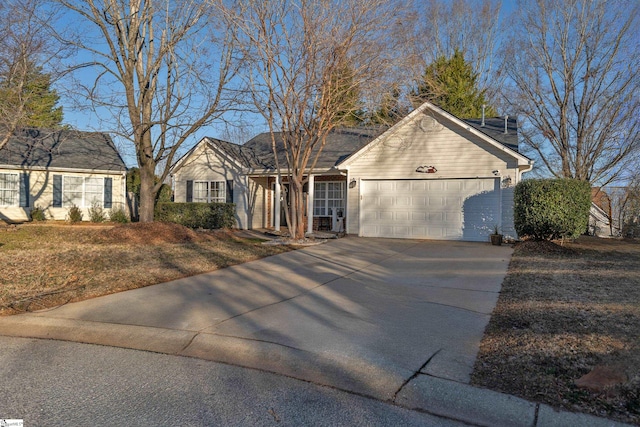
[0,237,512,401]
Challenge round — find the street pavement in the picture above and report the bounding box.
[0,336,462,426]
[0,237,631,426]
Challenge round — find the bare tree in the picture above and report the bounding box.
[0,0,65,149]
[413,0,503,103]
[227,0,409,239]
[56,0,239,222]
[501,0,640,185]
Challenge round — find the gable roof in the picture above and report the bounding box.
[171,101,530,175]
[339,101,531,167]
[0,128,126,172]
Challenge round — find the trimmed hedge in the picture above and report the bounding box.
[155,203,235,229]
[514,178,591,240]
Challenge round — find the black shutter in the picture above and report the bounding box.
[19,173,30,207]
[226,180,233,203]
[53,175,62,208]
[186,180,193,202]
[104,177,113,208]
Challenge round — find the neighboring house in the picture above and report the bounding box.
[0,128,127,222]
[589,187,620,237]
[170,101,533,241]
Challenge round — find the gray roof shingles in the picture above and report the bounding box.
[214,119,519,171]
[0,128,126,172]
[462,117,519,151]
[189,113,521,173]
[215,127,387,170]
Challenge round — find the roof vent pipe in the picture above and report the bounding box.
[481,105,485,127]
[504,115,509,134]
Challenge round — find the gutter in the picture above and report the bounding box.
[0,165,126,175]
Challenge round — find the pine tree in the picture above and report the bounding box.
[368,86,409,125]
[324,63,364,126]
[0,61,63,130]
[22,64,63,128]
[413,49,495,119]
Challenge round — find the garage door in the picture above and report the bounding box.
[360,179,501,241]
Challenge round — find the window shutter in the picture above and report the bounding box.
[53,175,62,208]
[186,180,193,202]
[19,173,30,207]
[104,177,113,208]
[226,180,233,203]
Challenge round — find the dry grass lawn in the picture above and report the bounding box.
[472,236,640,425]
[0,222,291,316]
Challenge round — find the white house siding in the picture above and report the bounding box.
[172,143,266,229]
[346,113,522,240]
[235,176,267,229]
[0,168,125,222]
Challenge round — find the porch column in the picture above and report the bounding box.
[307,174,314,235]
[274,175,281,231]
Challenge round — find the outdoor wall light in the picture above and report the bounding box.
[492,170,500,176]
[349,178,357,189]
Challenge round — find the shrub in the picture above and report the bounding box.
[88,202,107,223]
[514,178,591,241]
[155,202,235,229]
[30,206,47,221]
[156,183,173,203]
[67,204,83,223]
[109,207,130,223]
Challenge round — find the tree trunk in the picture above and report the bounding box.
[138,162,156,223]
[287,178,306,240]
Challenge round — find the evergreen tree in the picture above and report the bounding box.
[22,64,63,128]
[368,86,409,125]
[0,61,63,130]
[324,63,364,126]
[413,49,495,119]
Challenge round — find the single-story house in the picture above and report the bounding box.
[170,101,533,241]
[0,128,127,222]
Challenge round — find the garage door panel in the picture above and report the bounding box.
[361,179,500,241]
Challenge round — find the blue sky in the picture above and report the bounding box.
[55,0,518,168]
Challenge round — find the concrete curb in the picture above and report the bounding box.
[396,375,633,427]
[0,315,633,427]
[0,315,409,400]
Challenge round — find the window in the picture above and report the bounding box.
[313,182,345,216]
[0,173,19,206]
[194,181,225,203]
[62,176,105,207]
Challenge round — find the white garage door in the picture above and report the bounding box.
[360,179,501,241]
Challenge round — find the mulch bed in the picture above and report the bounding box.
[0,222,290,316]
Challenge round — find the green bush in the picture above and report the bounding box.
[30,206,47,221]
[156,183,173,203]
[109,207,130,223]
[155,202,235,229]
[88,202,107,223]
[514,178,591,240]
[67,204,83,223]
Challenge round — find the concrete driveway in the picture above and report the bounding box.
[0,237,511,403]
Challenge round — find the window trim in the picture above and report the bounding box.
[193,180,226,203]
[0,172,19,207]
[313,181,345,217]
[61,175,105,208]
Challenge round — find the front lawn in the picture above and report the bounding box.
[472,236,640,425]
[0,222,291,316]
